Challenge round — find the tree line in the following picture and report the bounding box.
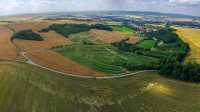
[12,29,43,41]
[159,56,200,82]
[112,26,200,82]
[40,23,113,37]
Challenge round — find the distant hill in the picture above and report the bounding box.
[16,11,200,19]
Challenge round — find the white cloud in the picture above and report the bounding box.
[169,0,200,4]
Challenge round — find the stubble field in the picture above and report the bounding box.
[175,27,200,63]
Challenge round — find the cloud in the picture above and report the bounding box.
[169,0,200,4]
[0,0,199,16]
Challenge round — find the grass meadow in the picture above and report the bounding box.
[55,33,158,74]
[0,62,199,112]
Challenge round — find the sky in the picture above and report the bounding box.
[0,0,200,16]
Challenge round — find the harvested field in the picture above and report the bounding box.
[174,18,193,22]
[89,29,130,43]
[175,27,200,63]
[13,31,72,51]
[126,36,141,44]
[8,20,97,32]
[0,26,18,60]
[44,19,97,25]
[27,50,105,77]
[8,21,51,32]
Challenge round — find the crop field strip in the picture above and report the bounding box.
[89,29,131,44]
[175,27,200,63]
[0,26,18,60]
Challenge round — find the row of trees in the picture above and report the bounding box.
[40,23,113,37]
[159,57,200,82]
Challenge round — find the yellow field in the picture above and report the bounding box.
[175,27,200,63]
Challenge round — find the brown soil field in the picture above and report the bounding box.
[8,21,51,32]
[44,19,97,25]
[0,26,18,60]
[174,18,193,22]
[126,36,141,44]
[27,50,105,77]
[89,29,130,43]
[13,31,72,51]
[8,19,97,32]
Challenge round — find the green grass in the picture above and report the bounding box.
[137,40,156,49]
[55,33,158,74]
[56,44,125,74]
[0,62,199,112]
[112,26,135,35]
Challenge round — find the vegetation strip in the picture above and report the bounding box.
[0,59,157,79]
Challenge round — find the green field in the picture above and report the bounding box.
[112,26,135,34]
[0,62,199,112]
[55,33,158,74]
[137,40,156,49]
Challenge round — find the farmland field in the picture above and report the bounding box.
[175,27,200,63]
[89,29,130,44]
[55,33,158,74]
[8,21,51,32]
[112,26,136,34]
[136,40,156,49]
[126,36,141,44]
[13,31,72,51]
[0,62,199,112]
[27,50,105,77]
[0,26,18,60]
[56,33,126,74]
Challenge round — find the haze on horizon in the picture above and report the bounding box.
[0,0,200,17]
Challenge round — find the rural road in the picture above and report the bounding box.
[20,51,157,79]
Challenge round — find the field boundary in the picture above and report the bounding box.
[0,59,157,79]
